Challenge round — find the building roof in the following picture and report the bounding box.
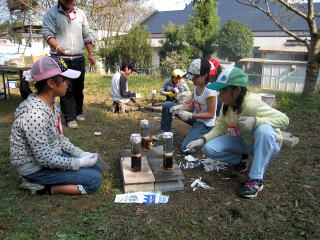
[140,1,320,34]
[219,1,320,32]
[140,3,193,34]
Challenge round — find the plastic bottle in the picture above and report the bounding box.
[151,90,157,106]
[140,119,153,151]
[162,132,174,169]
[130,133,142,171]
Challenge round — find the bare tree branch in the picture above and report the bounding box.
[235,0,310,48]
[276,0,308,20]
[233,0,320,98]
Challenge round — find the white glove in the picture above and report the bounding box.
[178,110,193,121]
[78,153,98,168]
[173,88,180,94]
[186,138,205,152]
[135,93,142,99]
[169,104,184,114]
[237,116,257,132]
[80,152,93,157]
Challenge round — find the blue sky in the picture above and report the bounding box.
[146,0,192,11]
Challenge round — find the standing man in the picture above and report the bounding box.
[42,0,96,128]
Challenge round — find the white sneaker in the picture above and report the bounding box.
[76,114,85,121]
[67,120,78,128]
[20,178,45,195]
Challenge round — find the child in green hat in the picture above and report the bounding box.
[186,67,289,198]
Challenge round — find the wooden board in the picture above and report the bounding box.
[120,150,155,193]
[120,147,185,193]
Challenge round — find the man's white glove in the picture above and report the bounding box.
[78,153,98,168]
[237,116,257,132]
[135,93,142,99]
[186,138,205,152]
[169,104,184,114]
[178,110,193,121]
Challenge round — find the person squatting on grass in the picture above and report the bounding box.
[186,67,289,198]
[159,69,191,103]
[10,56,102,195]
[110,59,142,113]
[43,0,96,129]
[153,58,219,153]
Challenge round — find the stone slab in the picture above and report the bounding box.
[146,146,185,183]
[154,179,184,192]
[120,150,155,193]
[281,131,299,148]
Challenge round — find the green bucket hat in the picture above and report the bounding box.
[207,67,248,90]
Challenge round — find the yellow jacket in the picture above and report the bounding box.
[203,93,289,145]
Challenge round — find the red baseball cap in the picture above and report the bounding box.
[208,59,220,76]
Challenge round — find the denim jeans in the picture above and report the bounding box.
[203,124,281,180]
[160,101,212,151]
[181,121,212,151]
[160,101,178,132]
[25,153,102,193]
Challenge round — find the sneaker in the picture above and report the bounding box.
[20,178,45,195]
[76,114,85,121]
[239,179,264,199]
[152,132,164,141]
[67,120,78,128]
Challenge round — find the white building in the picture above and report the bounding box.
[139,1,320,92]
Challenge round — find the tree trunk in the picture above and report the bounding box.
[202,50,211,60]
[301,37,320,99]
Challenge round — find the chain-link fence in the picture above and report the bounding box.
[247,74,320,92]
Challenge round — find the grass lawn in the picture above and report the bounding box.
[0,73,319,240]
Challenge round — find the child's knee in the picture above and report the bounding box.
[85,172,102,193]
[203,143,214,156]
[255,124,275,139]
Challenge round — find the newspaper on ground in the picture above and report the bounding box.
[190,177,213,191]
[181,155,230,172]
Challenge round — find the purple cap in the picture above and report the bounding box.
[31,56,81,82]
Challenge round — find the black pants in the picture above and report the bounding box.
[60,56,86,122]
